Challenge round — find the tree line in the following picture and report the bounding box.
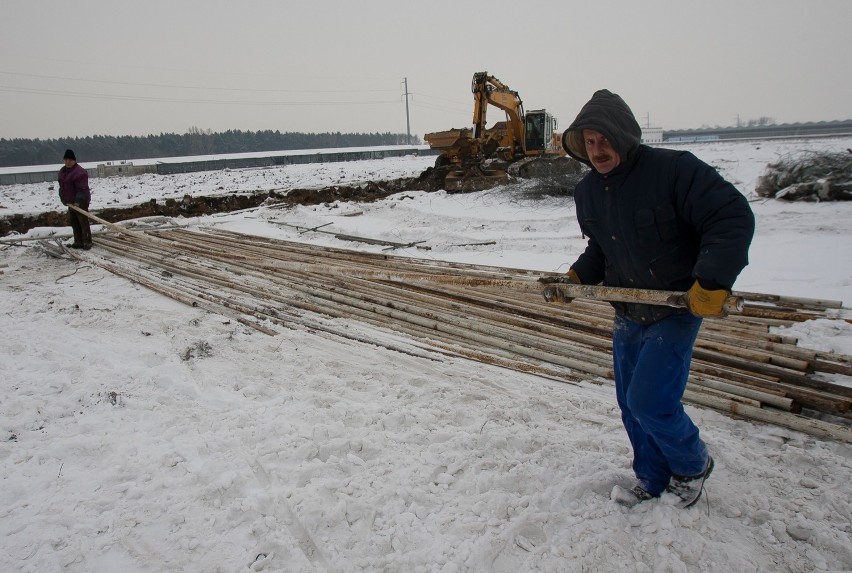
[0,128,420,168]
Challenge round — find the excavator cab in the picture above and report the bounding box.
[524,109,557,153]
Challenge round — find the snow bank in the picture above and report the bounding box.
[1,137,851,572]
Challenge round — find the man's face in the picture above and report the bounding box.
[582,129,620,174]
[63,158,76,168]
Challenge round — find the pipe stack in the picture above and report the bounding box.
[62,226,852,443]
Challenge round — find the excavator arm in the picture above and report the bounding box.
[471,72,525,158]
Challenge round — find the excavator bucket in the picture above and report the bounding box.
[423,129,471,150]
[509,156,584,179]
[443,164,509,193]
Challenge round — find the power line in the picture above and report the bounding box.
[416,91,471,108]
[0,70,398,94]
[411,101,470,115]
[0,52,401,83]
[0,85,401,107]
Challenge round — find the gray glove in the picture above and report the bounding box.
[542,285,569,303]
[539,269,581,303]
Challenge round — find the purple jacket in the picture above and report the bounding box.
[58,163,91,205]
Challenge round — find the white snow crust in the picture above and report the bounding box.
[1,137,851,572]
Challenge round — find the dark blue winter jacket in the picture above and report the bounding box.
[564,90,755,324]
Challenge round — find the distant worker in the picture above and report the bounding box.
[57,149,92,250]
[552,89,754,508]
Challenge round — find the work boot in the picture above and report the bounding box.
[667,457,715,508]
[611,483,658,507]
[82,242,92,250]
[69,243,84,249]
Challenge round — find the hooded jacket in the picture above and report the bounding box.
[562,89,642,166]
[563,90,754,324]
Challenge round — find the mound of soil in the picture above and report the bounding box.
[1,176,437,236]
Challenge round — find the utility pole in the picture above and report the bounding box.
[402,77,412,145]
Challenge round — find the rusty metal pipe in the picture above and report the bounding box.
[542,282,744,314]
[345,271,744,315]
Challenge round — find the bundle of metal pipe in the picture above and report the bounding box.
[59,221,852,443]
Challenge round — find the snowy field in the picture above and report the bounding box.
[1,137,851,572]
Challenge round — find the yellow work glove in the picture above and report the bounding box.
[686,280,728,318]
[540,268,581,303]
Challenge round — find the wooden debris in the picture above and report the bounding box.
[755,151,852,201]
[53,223,852,443]
[271,220,431,250]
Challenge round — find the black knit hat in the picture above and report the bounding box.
[63,149,76,161]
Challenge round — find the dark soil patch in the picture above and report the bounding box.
[1,174,439,236]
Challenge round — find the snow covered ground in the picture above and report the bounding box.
[1,137,851,572]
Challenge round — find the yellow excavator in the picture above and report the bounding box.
[423,71,581,192]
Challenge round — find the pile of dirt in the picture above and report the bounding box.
[0,176,436,236]
[755,150,852,201]
[0,164,569,236]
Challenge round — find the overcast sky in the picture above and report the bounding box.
[2,0,850,141]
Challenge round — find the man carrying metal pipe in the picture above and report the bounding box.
[550,89,755,508]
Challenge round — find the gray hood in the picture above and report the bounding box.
[561,89,642,169]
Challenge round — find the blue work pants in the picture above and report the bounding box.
[612,312,708,495]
